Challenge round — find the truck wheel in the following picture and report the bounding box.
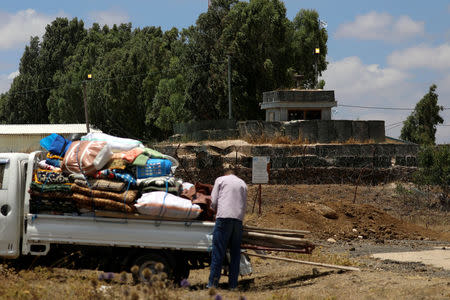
[173,259,190,285]
[134,253,172,283]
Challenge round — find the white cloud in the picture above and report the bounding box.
[335,12,424,42]
[321,56,442,141]
[387,43,450,70]
[0,9,58,50]
[323,56,450,143]
[322,56,411,100]
[0,70,18,93]
[7,70,19,80]
[88,8,129,27]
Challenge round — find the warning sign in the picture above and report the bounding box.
[252,156,270,184]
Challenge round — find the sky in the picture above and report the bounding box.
[0,0,449,143]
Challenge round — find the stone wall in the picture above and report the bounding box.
[238,120,385,143]
[154,143,419,185]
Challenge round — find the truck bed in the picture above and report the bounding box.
[23,212,215,255]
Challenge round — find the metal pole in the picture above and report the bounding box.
[228,55,232,120]
[246,253,361,272]
[82,81,90,133]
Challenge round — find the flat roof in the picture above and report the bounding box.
[0,124,102,135]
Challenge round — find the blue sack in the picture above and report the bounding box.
[40,134,72,156]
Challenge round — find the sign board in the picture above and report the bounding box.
[252,156,270,184]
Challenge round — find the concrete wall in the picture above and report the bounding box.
[238,120,386,143]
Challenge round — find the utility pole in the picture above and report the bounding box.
[228,55,232,120]
[314,47,320,88]
[83,74,92,133]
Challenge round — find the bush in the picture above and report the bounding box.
[414,145,450,206]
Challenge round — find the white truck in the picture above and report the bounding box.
[0,151,251,282]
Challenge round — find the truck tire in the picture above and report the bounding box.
[134,253,172,283]
[173,258,190,285]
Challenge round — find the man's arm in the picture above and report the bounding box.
[211,178,220,211]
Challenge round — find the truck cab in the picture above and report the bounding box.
[0,153,29,258]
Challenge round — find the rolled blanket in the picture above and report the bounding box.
[30,197,77,214]
[138,176,182,195]
[141,186,180,194]
[73,193,134,213]
[29,190,72,200]
[29,182,72,193]
[94,169,137,186]
[38,160,60,171]
[71,184,138,204]
[74,179,126,192]
[35,169,70,184]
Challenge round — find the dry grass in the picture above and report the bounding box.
[0,263,181,300]
[243,134,380,145]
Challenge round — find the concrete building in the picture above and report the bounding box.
[0,124,101,153]
[260,89,337,121]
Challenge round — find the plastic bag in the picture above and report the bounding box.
[61,141,112,176]
[81,132,143,151]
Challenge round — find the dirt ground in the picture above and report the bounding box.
[1,183,450,299]
[180,183,450,299]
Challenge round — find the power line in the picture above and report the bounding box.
[4,60,227,97]
[339,104,450,111]
[386,121,404,128]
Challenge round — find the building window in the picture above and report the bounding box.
[305,110,321,120]
[288,110,304,121]
[288,109,321,121]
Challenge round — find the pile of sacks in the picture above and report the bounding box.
[28,132,214,220]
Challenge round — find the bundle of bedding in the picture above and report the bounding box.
[135,191,202,219]
[138,176,182,194]
[29,167,74,214]
[179,182,215,221]
[73,193,135,213]
[71,178,138,213]
[29,132,215,220]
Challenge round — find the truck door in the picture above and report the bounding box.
[0,156,27,258]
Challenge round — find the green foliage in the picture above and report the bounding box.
[0,1,329,140]
[414,145,450,198]
[183,0,328,121]
[400,84,444,145]
[292,9,328,88]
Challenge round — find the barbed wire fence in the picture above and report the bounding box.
[164,143,418,186]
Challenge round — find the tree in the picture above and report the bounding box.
[291,9,328,88]
[400,84,443,145]
[414,145,450,206]
[0,18,86,124]
[183,0,326,121]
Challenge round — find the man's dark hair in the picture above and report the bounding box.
[224,168,234,175]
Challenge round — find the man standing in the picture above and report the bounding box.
[208,169,247,290]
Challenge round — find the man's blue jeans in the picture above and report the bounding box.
[208,218,243,289]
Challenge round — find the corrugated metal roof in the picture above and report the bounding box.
[0,124,102,135]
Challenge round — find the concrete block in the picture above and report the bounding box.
[334,120,352,142]
[352,121,369,141]
[298,121,318,143]
[368,121,385,142]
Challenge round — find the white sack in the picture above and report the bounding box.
[135,191,202,219]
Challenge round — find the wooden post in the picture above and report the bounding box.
[247,252,360,272]
[258,184,262,215]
